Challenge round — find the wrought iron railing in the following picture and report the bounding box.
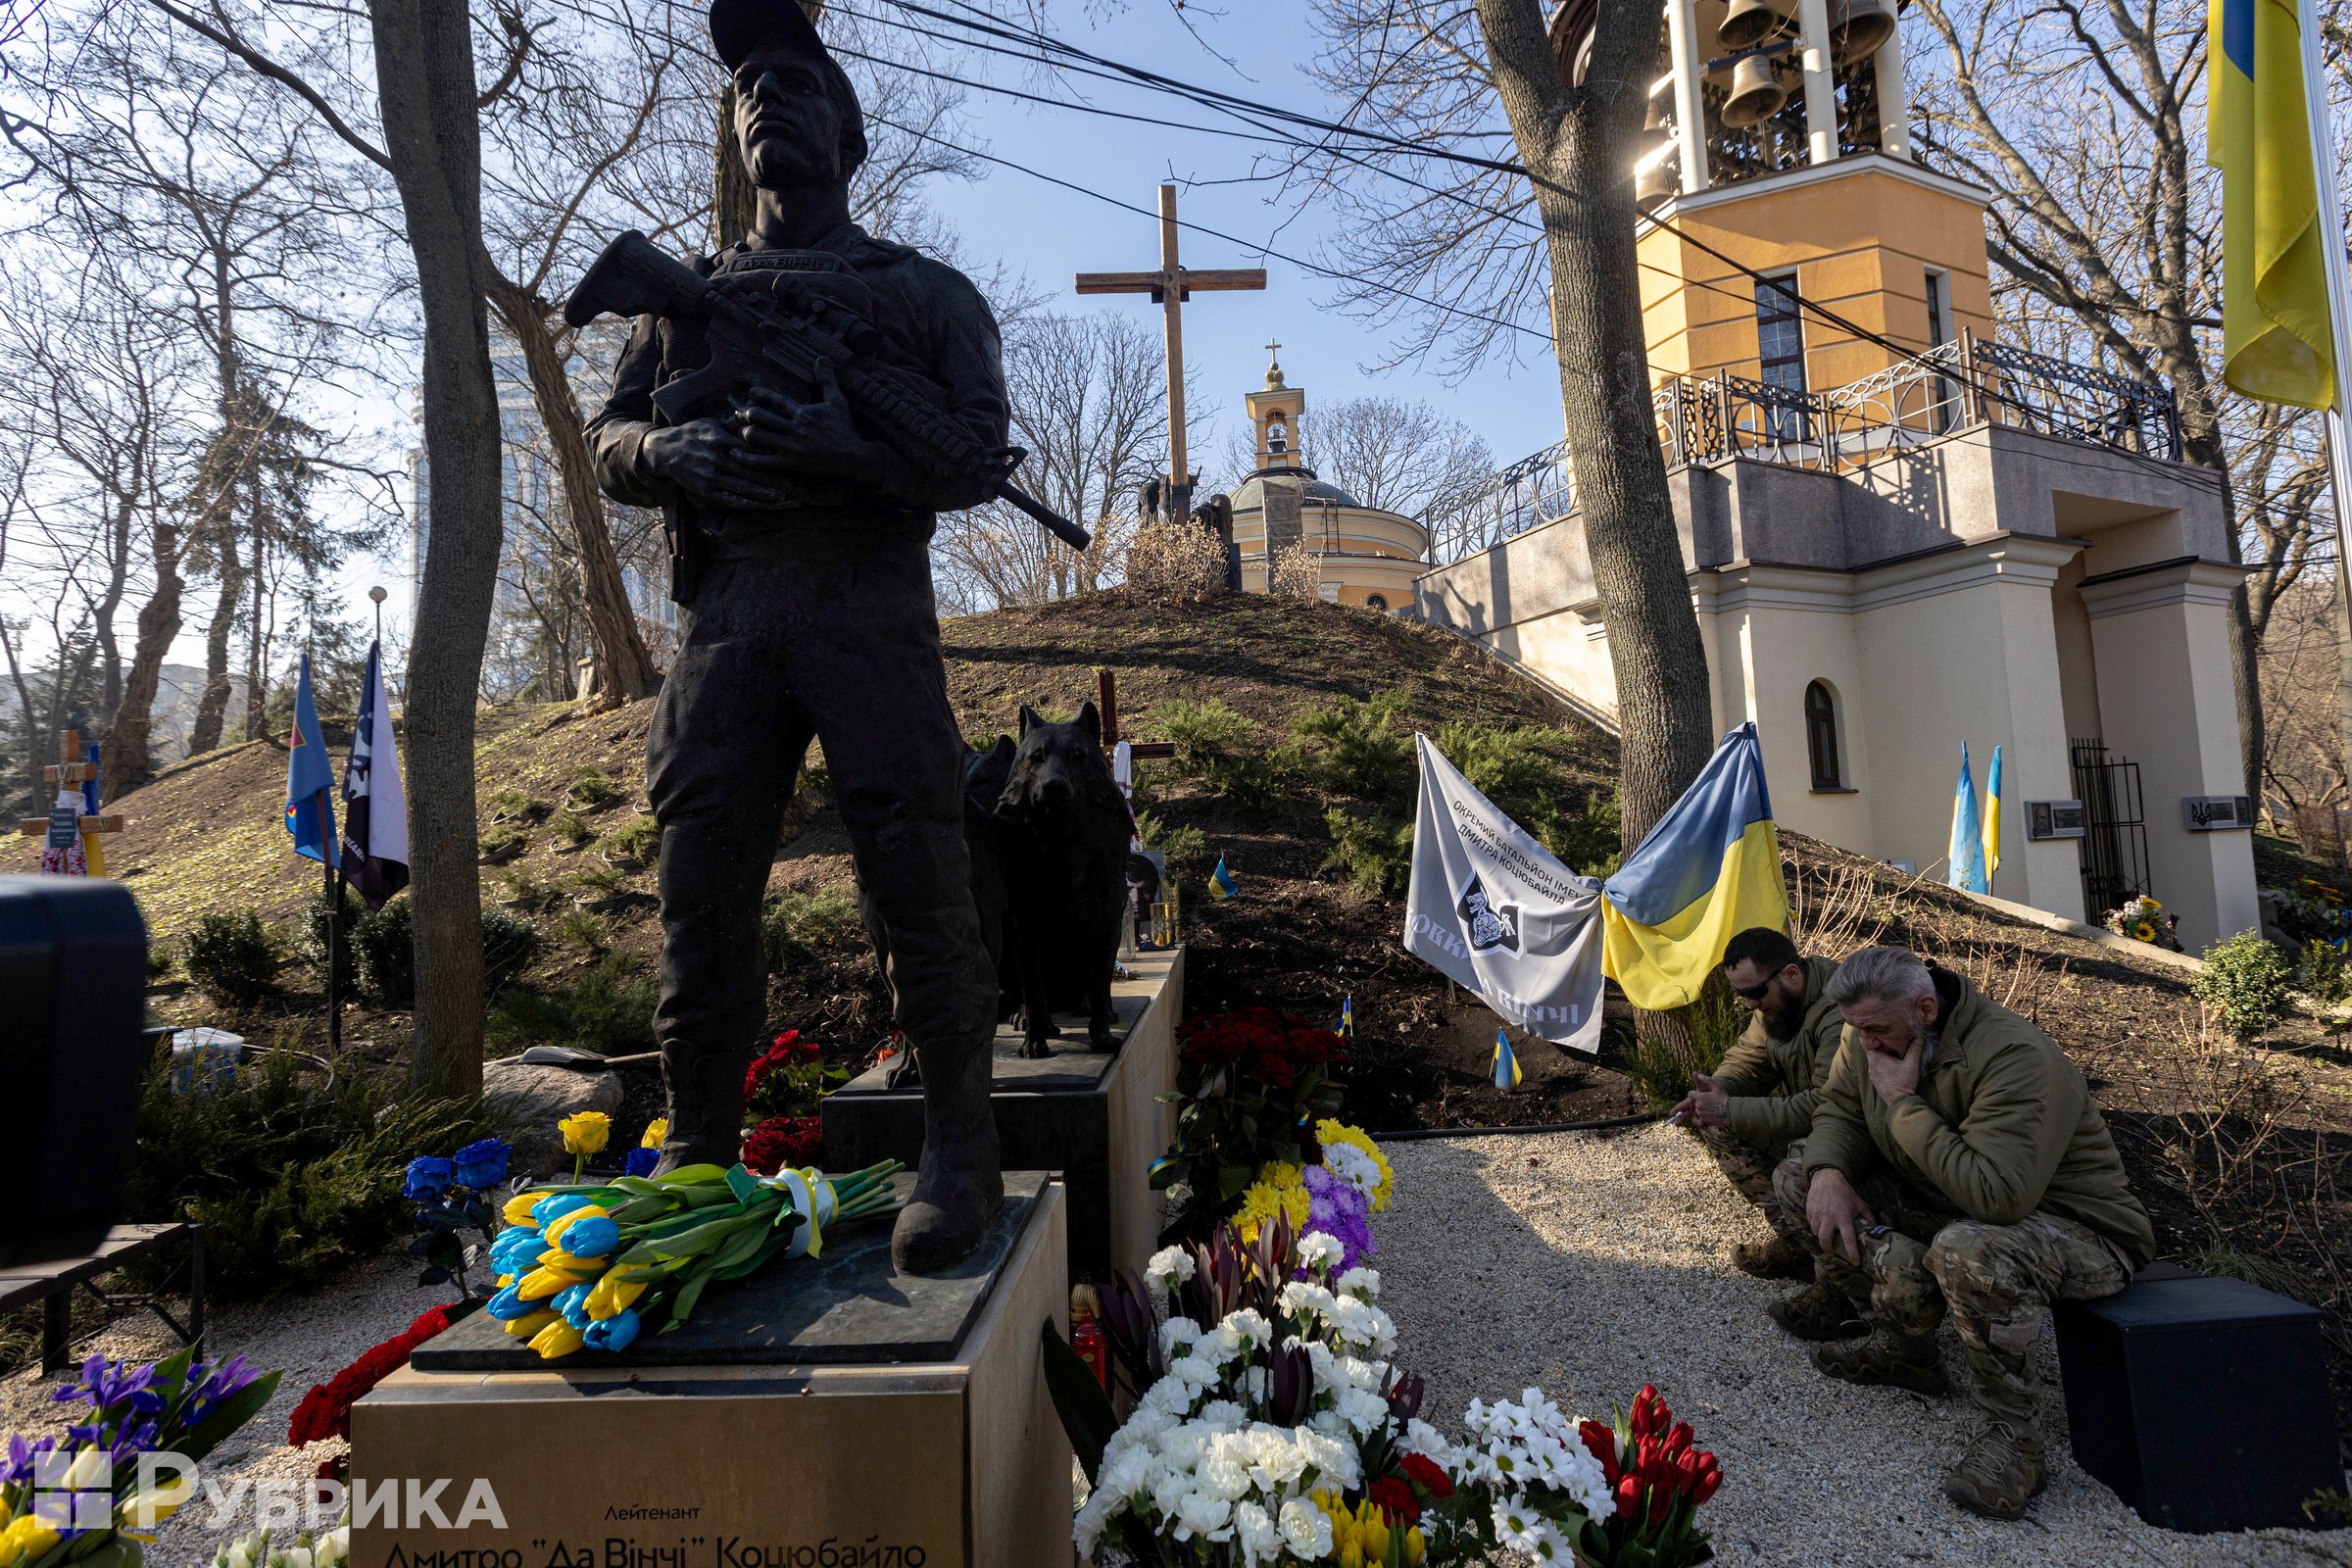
[1424,333,2184,564]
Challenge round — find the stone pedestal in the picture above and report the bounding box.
[349,1175,1071,1568]
[821,949,1182,1285]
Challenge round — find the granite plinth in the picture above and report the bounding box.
[821,947,1182,1283]
[350,1180,1070,1568]
[410,1173,1038,1370]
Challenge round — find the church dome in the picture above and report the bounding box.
[1229,469,1365,513]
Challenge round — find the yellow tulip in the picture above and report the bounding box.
[641,1118,667,1151]
[517,1262,598,1300]
[503,1309,561,1339]
[544,1205,610,1248]
[559,1111,612,1155]
[2,1516,62,1565]
[1403,1529,1425,1566]
[528,1319,586,1359]
[586,1274,648,1321]
[1339,1544,1363,1568]
[502,1192,545,1226]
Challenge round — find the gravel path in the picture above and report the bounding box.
[0,1255,435,1567]
[1378,1124,2352,1568]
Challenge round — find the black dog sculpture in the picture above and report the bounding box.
[874,737,1016,1089]
[998,702,1132,1056]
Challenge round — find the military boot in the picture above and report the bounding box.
[891,1030,1004,1274]
[1766,1280,1868,1342]
[1814,1330,1949,1396]
[1944,1425,2046,1520]
[1732,1234,1813,1281]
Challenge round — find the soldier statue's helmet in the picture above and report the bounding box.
[710,0,869,173]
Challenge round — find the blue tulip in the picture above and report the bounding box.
[484,1282,536,1321]
[555,1283,594,1328]
[452,1139,513,1191]
[556,1215,619,1259]
[583,1309,640,1352]
[403,1156,455,1202]
[531,1193,594,1228]
[489,1229,545,1272]
[622,1147,661,1178]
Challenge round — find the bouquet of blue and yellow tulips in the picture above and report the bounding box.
[481,1159,905,1359]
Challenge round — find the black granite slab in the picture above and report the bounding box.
[409,1172,1044,1371]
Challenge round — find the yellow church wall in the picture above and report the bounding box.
[1638,160,1996,398]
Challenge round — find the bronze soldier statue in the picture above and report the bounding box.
[578,0,1012,1272]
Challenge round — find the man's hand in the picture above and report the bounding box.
[1864,1040,1924,1105]
[1669,1073,1731,1130]
[639,416,808,513]
[1806,1167,1874,1265]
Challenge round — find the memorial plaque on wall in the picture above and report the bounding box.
[2026,800,2087,841]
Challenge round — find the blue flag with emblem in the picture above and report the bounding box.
[285,652,338,866]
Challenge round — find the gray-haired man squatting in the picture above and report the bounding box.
[582,0,1007,1271]
[1671,927,1846,1280]
[1768,946,2155,1519]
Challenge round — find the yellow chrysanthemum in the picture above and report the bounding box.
[1231,1181,1282,1244]
[1317,1119,1396,1213]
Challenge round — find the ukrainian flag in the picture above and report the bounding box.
[1599,723,1787,1011]
[1984,744,2004,881]
[1207,858,1238,901]
[1949,744,1988,895]
[2210,0,2335,408]
[1493,1029,1522,1090]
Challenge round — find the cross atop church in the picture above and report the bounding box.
[1075,183,1266,519]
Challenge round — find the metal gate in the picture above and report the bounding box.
[2071,737,2150,917]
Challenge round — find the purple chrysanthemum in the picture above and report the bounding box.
[1302,1164,1376,1272]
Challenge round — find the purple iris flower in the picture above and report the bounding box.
[180,1356,261,1424]
[50,1356,161,1416]
[2,1433,56,1487]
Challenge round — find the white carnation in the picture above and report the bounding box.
[1233,1500,1279,1565]
[1336,1266,1381,1300]
[1297,1230,1345,1270]
[1224,1306,1274,1348]
[1277,1499,1332,1559]
[1159,1314,1204,1360]
[1146,1245,1197,1290]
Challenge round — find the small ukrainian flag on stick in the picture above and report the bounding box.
[1207,857,1239,901]
[1338,994,1354,1039]
[1493,1029,1522,1091]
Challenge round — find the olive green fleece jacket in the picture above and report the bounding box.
[1803,968,2156,1263]
[1709,955,1844,1146]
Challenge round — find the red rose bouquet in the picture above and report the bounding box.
[1152,1007,1348,1241]
[743,1030,846,1121]
[741,1115,824,1176]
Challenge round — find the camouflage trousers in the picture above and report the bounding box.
[1772,1155,2133,1434]
[1698,1130,1810,1245]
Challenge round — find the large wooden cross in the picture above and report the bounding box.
[1075,183,1266,520]
[16,728,125,875]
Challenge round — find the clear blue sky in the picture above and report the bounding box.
[907,1,1572,478]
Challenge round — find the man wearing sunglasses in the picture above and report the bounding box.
[1668,927,1844,1283]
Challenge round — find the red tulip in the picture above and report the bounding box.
[1616,1475,1642,1517]
[1647,1485,1673,1527]
[1691,1467,1722,1505]
[1664,1420,1693,1457]
[1579,1419,1620,1484]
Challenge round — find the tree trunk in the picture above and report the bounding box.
[2180,421,2264,797]
[1474,0,1713,842]
[92,493,133,724]
[189,545,244,756]
[244,529,269,741]
[487,274,660,704]
[102,519,184,799]
[370,0,505,1099]
[714,83,757,249]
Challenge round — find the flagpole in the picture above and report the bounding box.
[322,787,342,1055]
[2297,0,2352,827]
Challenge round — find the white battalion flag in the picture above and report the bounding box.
[1403,734,1606,1053]
[340,640,411,906]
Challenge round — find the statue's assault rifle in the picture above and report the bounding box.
[566,230,1091,565]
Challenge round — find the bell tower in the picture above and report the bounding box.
[1246,342,1306,471]
[1552,1,1995,396]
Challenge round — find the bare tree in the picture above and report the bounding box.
[1291,2,1713,837]
[1905,2,2305,796]
[2258,575,2347,840]
[935,310,1170,611]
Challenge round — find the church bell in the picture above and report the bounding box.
[1718,0,1788,51]
[1636,147,1679,209]
[1829,0,1898,63]
[1719,53,1788,128]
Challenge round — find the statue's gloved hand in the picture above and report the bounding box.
[639,416,810,513]
[735,379,891,479]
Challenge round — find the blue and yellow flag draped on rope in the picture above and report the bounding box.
[1598,723,1786,1011]
[285,652,338,866]
[1948,744,1988,895]
[2209,0,2336,408]
[1984,745,2004,881]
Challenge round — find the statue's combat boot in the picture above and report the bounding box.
[655,1038,753,1175]
[892,1029,1004,1274]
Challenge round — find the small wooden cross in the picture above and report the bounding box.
[1075,183,1267,520]
[18,728,126,874]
